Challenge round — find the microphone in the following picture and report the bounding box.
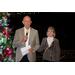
[26,33,28,36]
[25,30,29,42]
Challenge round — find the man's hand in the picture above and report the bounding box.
[28,47,34,52]
[21,36,28,43]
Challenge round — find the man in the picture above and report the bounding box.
[13,16,40,62]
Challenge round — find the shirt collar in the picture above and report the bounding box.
[47,37,54,39]
[24,27,30,32]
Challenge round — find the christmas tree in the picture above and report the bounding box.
[0,12,16,62]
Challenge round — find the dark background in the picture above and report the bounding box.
[9,12,75,50]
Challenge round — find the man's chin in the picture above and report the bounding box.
[25,26,30,29]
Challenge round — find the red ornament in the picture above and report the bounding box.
[7,48,13,55]
[0,61,2,62]
[2,29,6,35]
[3,54,6,58]
[7,33,10,38]
[5,14,7,16]
[0,46,1,49]
[2,49,7,58]
[9,55,13,58]
[7,27,12,32]
[0,26,1,28]
[5,16,7,19]
[2,28,11,38]
[2,48,13,59]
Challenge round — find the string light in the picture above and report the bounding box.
[16,12,40,15]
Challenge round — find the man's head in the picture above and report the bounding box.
[22,16,32,29]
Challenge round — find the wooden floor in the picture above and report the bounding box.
[0,50,75,62]
[60,50,75,62]
[36,55,75,62]
[36,50,75,62]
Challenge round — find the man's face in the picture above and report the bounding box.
[22,16,32,29]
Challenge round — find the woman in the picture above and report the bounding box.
[37,26,60,62]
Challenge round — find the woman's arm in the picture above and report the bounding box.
[37,38,45,52]
[55,39,61,62]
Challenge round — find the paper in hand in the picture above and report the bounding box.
[21,45,31,56]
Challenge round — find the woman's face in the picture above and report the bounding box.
[47,29,54,37]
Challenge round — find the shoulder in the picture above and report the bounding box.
[54,38,59,43]
[31,27,38,33]
[42,37,47,41]
[16,27,24,32]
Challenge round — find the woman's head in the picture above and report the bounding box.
[47,26,56,37]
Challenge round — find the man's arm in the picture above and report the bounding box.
[13,30,23,48]
[32,31,40,52]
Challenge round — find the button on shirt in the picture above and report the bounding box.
[24,27,30,47]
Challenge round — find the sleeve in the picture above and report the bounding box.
[33,31,40,52]
[13,30,24,48]
[55,39,61,62]
[37,38,45,52]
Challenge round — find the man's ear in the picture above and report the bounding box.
[22,21,23,23]
[22,21,24,24]
[30,21,32,26]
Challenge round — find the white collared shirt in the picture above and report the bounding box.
[24,27,30,47]
[47,37,54,46]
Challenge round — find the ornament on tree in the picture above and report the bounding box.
[0,12,16,62]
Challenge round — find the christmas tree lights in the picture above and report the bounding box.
[0,12,16,62]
